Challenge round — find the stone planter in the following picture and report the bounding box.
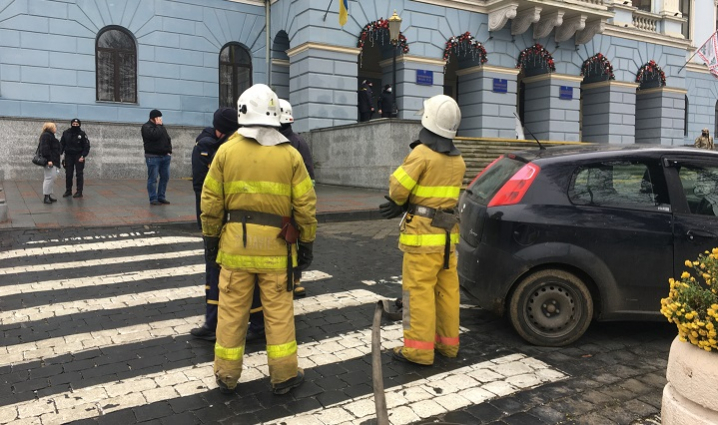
[662,336,718,424]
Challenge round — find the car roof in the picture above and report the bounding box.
[508,144,718,165]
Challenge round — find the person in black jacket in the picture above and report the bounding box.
[38,122,62,204]
[190,107,245,342]
[378,84,393,118]
[60,118,91,198]
[358,80,375,122]
[141,109,172,205]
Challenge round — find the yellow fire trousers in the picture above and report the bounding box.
[399,251,460,365]
[214,268,298,389]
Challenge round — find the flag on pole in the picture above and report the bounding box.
[696,31,718,77]
[339,0,348,27]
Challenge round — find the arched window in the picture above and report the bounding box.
[96,26,137,103]
[220,43,252,108]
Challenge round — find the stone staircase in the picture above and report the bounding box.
[454,138,588,186]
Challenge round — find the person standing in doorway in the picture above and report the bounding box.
[60,118,90,199]
[378,84,393,118]
[141,109,172,205]
[358,80,375,122]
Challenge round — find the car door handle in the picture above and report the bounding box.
[687,229,716,239]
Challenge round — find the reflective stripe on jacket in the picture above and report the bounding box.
[200,132,317,272]
[389,144,465,253]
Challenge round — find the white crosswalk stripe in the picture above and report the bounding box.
[0,236,201,260]
[0,270,333,325]
[0,288,377,366]
[270,354,567,425]
[0,264,204,297]
[0,249,203,275]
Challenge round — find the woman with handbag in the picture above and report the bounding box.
[39,122,62,204]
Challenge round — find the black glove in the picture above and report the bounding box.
[297,241,314,271]
[61,158,66,169]
[203,236,220,268]
[379,196,405,219]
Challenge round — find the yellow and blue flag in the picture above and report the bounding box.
[339,0,348,26]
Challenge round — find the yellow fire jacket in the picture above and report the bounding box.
[389,144,465,253]
[201,133,317,272]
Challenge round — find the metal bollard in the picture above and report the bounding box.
[0,199,7,223]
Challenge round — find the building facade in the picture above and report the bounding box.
[0,0,716,180]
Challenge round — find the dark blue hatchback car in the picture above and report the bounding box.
[457,145,718,346]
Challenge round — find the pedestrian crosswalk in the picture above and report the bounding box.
[0,229,569,425]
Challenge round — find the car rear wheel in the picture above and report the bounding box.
[509,269,593,346]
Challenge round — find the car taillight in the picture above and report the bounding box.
[487,162,540,207]
[468,156,503,188]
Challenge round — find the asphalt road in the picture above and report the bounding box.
[0,220,673,424]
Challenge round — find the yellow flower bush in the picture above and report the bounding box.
[661,248,718,352]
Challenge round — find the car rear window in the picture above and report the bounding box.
[468,157,525,204]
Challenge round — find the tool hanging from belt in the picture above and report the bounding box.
[226,209,297,291]
[408,204,459,269]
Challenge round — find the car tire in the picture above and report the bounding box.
[509,269,593,347]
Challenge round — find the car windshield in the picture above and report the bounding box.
[468,157,525,204]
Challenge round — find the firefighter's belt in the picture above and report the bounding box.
[408,204,456,270]
[225,210,285,228]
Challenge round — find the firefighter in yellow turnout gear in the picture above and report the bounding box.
[380,95,465,366]
[201,84,317,395]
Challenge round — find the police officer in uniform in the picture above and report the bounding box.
[380,94,465,366]
[60,118,90,198]
[201,84,317,395]
[695,128,714,150]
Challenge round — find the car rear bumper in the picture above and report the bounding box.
[457,237,525,317]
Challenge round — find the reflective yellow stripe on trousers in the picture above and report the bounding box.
[217,253,295,270]
[267,341,298,359]
[215,343,245,361]
[399,233,460,246]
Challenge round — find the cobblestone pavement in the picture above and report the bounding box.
[0,220,674,424]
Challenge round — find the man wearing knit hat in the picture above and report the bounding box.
[141,109,173,205]
[60,118,91,198]
[190,107,244,341]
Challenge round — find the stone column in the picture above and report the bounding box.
[582,81,638,144]
[286,42,361,133]
[635,87,687,145]
[522,73,582,141]
[380,55,444,119]
[455,65,520,138]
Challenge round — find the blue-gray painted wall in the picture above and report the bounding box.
[0,0,714,142]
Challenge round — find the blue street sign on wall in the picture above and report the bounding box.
[559,86,573,100]
[493,79,508,93]
[416,70,433,86]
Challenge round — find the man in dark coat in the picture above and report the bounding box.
[378,84,393,118]
[189,108,266,342]
[141,109,172,205]
[60,118,91,198]
[358,80,375,122]
[278,99,315,182]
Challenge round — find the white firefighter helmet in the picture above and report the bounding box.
[237,84,281,127]
[279,99,294,124]
[419,94,461,139]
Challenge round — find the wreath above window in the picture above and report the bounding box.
[516,44,555,73]
[357,19,409,54]
[636,60,666,88]
[443,32,488,67]
[581,53,615,82]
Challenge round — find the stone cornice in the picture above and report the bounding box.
[456,65,520,77]
[534,10,564,39]
[378,55,446,68]
[581,80,639,91]
[603,25,692,50]
[511,6,541,35]
[287,42,361,58]
[488,3,518,32]
[576,18,606,45]
[555,13,587,42]
[637,86,688,95]
[522,73,583,84]
[686,62,711,75]
[226,0,277,6]
[272,59,290,66]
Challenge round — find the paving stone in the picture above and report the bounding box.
[526,405,567,423]
[502,412,547,424]
[489,397,528,416]
[133,403,175,422]
[466,402,505,423]
[316,389,347,407]
[160,411,200,425]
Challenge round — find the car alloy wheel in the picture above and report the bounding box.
[509,269,593,346]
